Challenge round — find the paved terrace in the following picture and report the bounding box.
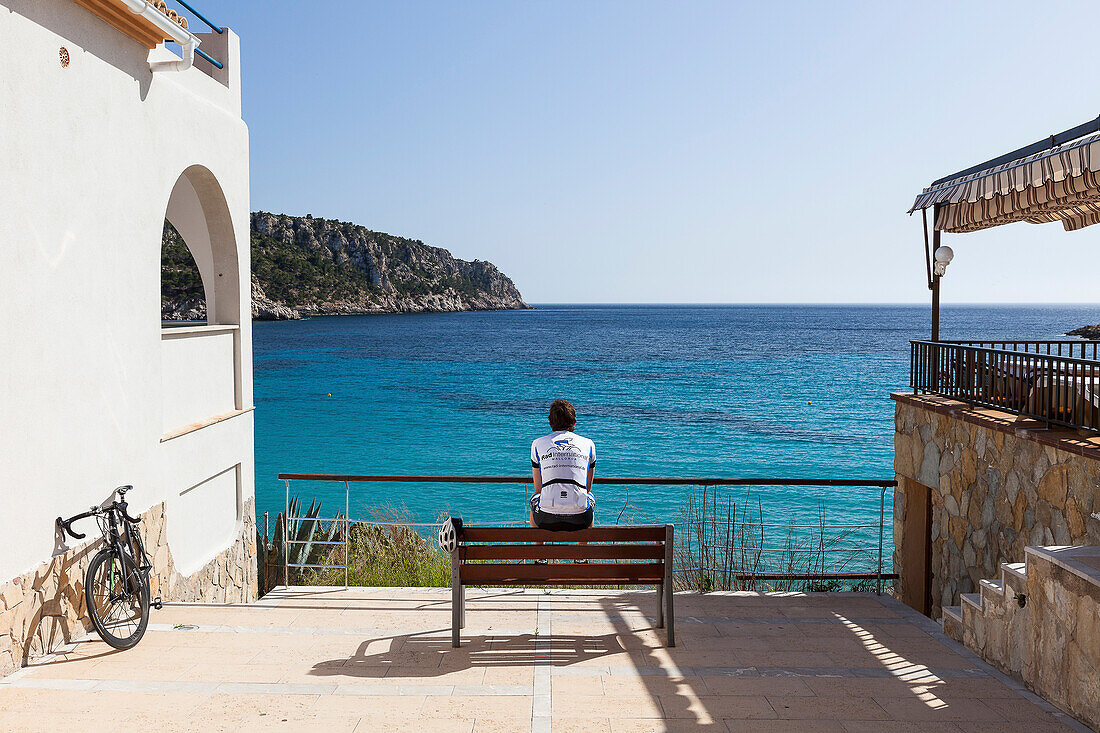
[0,588,1087,732]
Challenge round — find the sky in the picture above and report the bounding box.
[200,1,1100,304]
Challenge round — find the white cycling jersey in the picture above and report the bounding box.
[531,430,596,515]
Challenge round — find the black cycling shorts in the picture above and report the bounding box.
[530,493,594,531]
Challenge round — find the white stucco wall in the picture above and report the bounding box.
[0,0,253,582]
[161,327,239,433]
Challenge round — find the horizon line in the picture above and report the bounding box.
[524,301,1100,307]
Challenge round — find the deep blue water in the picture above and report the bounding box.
[252,304,1099,532]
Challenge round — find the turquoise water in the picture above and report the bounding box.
[252,304,1099,533]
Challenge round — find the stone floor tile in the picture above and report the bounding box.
[235,713,362,733]
[312,692,427,717]
[804,677,933,698]
[481,666,533,686]
[872,695,1007,722]
[356,717,475,733]
[610,719,725,732]
[422,694,533,719]
[701,676,814,697]
[920,678,1022,698]
[553,693,664,719]
[555,718,613,732]
[727,722,847,733]
[842,723,965,733]
[944,723,1076,733]
[189,691,321,721]
[601,676,702,697]
[470,720,533,733]
[552,674,604,695]
[766,695,891,720]
[733,650,838,668]
[659,693,776,721]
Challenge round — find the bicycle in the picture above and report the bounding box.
[57,485,162,650]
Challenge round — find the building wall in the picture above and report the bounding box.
[893,395,1100,617]
[0,0,254,670]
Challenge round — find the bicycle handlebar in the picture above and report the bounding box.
[118,504,141,524]
[56,509,95,540]
[57,486,142,540]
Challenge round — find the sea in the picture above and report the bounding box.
[252,304,1098,540]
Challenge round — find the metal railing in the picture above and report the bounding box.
[166,0,225,69]
[278,474,898,592]
[938,340,1100,360]
[911,340,1100,432]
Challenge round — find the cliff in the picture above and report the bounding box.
[161,213,528,320]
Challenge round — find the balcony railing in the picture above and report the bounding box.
[275,474,898,593]
[911,340,1100,432]
[170,0,225,68]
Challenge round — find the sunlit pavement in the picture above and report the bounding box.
[0,587,1086,732]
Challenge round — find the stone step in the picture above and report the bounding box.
[960,591,982,611]
[941,605,963,641]
[979,578,1004,607]
[1001,561,1027,582]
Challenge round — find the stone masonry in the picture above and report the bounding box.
[0,498,256,678]
[893,395,1100,618]
[943,545,1100,729]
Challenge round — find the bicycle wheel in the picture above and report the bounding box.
[84,548,150,650]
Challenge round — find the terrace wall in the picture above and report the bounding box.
[891,393,1100,618]
[0,499,257,677]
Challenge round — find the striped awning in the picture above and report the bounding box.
[909,128,1100,233]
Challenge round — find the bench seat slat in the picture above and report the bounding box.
[461,526,666,543]
[460,562,665,583]
[462,577,664,586]
[462,544,666,561]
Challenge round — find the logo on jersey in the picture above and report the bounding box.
[552,438,582,455]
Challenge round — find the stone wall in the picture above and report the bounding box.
[893,395,1100,617]
[0,499,256,677]
[944,546,1100,729]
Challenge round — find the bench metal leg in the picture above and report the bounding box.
[451,549,462,648]
[656,582,665,628]
[665,524,675,647]
[459,583,466,629]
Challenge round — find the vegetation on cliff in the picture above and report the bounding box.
[161,212,528,320]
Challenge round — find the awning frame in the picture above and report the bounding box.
[910,115,1100,340]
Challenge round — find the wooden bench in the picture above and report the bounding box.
[445,524,675,648]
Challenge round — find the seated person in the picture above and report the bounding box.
[530,399,595,531]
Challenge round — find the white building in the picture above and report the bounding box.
[0,0,255,674]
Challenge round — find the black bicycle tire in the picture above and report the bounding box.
[84,548,150,650]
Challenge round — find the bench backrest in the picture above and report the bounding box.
[455,525,673,586]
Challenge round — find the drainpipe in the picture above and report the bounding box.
[150,36,197,72]
[118,0,201,72]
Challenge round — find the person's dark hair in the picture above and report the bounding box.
[548,399,576,432]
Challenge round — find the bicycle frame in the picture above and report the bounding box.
[59,487,154,598]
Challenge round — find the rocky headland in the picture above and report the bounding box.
[162,212,528,321]
[1066,324,1100,339]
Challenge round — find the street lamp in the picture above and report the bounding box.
[931,245,954,341]
[933,245,954,277]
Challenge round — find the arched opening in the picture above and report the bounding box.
[161,219,207,321]
[158,164,244,433]
[161,165,241,326]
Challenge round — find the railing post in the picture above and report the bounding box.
[283,479,290,589]
[877,486,886,596]
[344,481,350,589]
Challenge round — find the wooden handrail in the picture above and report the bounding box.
[277,474,897,488]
